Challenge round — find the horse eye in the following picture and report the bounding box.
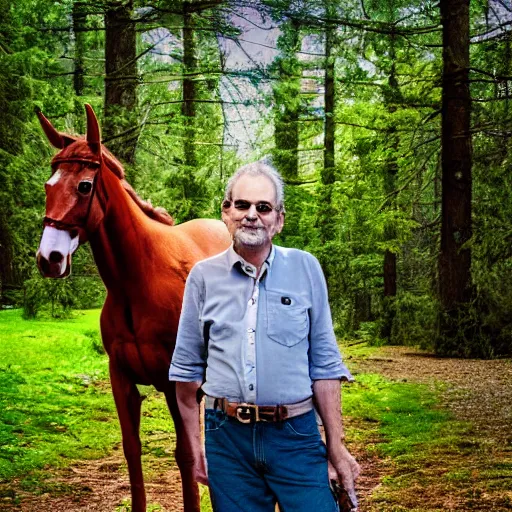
[78,181,93,194]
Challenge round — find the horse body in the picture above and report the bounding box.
[36,105,231,511]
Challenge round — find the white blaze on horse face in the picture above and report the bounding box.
[38,226,79,276]
[46,169,63,187]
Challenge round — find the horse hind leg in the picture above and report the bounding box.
[165,383,201,512]
[110,362,146,512]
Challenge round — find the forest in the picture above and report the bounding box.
[1,0,512,359]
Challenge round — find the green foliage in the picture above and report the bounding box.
[23,270,105,319]
[354,321,386,346]
[1,0,512,357]
[391,292,437,349]
[434,299,500,359]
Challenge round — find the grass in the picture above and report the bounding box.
[341,344,512,511]
[0,309,175,499]
[2,311,510,510]
[343,373,451,458]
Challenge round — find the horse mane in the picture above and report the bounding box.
[122,180,175,226]
[102,145,175,227]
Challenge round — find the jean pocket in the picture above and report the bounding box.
[284,411,320,438]
[266,290,309,347]
[205,409,228,432]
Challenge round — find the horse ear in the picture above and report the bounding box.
[35,107,65,149]
[85,104,101,152]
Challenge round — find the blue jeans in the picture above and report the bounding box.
[205,409,338,512]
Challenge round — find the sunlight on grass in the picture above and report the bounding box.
[0,309,175,494]
[344,373,450,457]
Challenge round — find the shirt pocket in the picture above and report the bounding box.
[266,290,309,347]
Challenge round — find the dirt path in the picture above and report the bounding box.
[3,448,186,512]
[4,346,511,511]
[354,346,512,511]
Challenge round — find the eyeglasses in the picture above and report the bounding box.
[223,200,278,214]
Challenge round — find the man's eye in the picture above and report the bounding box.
[255,203,272,213]
[78,181,93,194]
[234,201,251,210]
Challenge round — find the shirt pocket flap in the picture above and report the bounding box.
[266,290,309,347]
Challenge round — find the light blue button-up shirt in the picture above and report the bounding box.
[169,245,353,405]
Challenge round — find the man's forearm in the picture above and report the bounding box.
[176,381,203,450]
[312,379,344,448]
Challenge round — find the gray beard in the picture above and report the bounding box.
[234,227,268,247]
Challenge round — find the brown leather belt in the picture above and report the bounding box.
[204,396,314,424]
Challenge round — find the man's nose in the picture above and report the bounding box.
[245,204,258,219]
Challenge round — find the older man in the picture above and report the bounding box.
[169,162,359,511]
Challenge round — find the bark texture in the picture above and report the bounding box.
[437,0,473,353]
[104,0,138,168]
[182,1,197,170]
[381,32,400,340]
[73,1,86,96]
[323,21,335,187]
[273,19,301,181]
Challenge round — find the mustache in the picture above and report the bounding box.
[240,222,264,228]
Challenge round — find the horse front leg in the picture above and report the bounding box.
[165,383,201,512]
[110,361,146,512]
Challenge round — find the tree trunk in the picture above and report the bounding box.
[318,18,337,245]
[104,0,138,171]
[436,0,473,354]
[182,1,197,170]
[323,21,335,188]
[73,1,86,97]
[0,212,14,302]
[501,35,510,160]
[273,19,300,181]
[271,16,302,247]
[381,32,400,340]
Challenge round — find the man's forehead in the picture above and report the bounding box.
[231,174,276,200]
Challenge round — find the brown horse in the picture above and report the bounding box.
[36,104,231,512]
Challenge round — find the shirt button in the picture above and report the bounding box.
[247,328,254,333]
[245,266,253,273]
[249,384,254,391]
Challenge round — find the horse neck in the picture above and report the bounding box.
[89,169,165,295]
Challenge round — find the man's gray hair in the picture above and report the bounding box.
[223,160,285,212]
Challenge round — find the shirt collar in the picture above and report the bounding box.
[227,244,276,278]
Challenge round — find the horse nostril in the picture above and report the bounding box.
[49,251,64,264]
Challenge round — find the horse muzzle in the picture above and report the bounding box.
[36,226,79,278]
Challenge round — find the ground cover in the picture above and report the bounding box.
[351,346,512,511]
[0,309,175,509]
[0,310,510,511]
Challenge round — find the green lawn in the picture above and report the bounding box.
[0,309,174,493]
[3,309,499,511]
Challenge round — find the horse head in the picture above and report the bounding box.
[36,104,123,278]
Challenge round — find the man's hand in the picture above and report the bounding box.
[327,443,360,508]
[312,379,360,509]
[193,449,209,486]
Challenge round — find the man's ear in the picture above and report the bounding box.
[276,212,285,234]
[221,199,231,225]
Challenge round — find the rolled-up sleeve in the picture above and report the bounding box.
[169,265,206,382]
[307,254,353,382]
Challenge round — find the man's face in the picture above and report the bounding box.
[222,174,284,249]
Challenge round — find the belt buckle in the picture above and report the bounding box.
[235,403,259,424]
